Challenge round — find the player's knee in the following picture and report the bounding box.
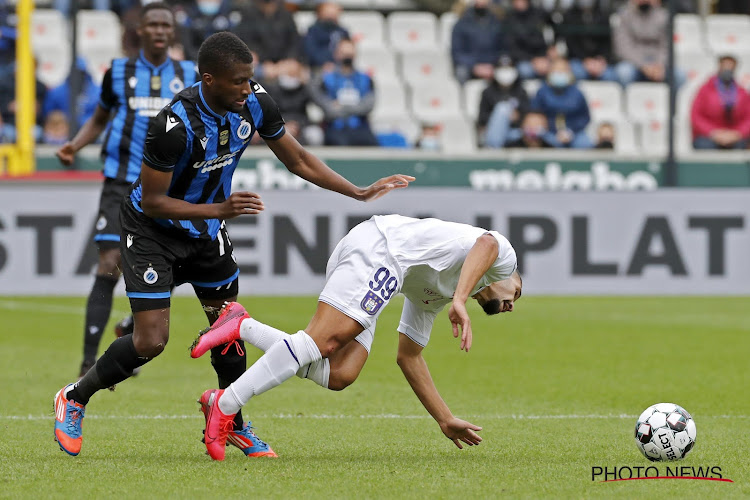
[97,250,121,278]
[327,372,355,391]
[133,326,169,358]
[319,338,345,358]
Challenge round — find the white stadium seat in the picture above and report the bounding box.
[35,42,71,88]
[293,11,316,36]
[400,49,452,84]
[409,80,463,122]
[372,79,409,118]
[371,112,420,145]
[83,46,122,86]
[340,12,385,49]
[387,12,438,53]
[356,47,399,84]
[705,15,750,56]
[440,12,457,50]
[577,81,623,123]
[440,116,476,154]
[676,78,705,120]
[76,10,121,54]
[31,9,67,51]
[676,50,715,87]
[462,79,488,122]
[625,82,669,123]
[674,14,706,54]
[733,55,750,88]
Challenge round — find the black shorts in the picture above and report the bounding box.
[120,203,239,312]
[94,177,132,250]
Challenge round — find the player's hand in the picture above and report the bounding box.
[448,300,472,352]
[218,191,264,219]
[440,417,482,449]
[357,174,415,202]
[56,142,76,167]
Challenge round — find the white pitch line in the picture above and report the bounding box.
[2,414,749,421]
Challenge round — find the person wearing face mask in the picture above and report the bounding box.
[310,39,379,146]
[690,55,750,150]
[506,111,553,148]
[260,59,319,144]
[174,0,246,62]
[451,0,506,84]
[304,2,350,72]
[479,56,531,148]
[504,0,553,81]
[530,57,593,148]
[553,0,618,82]
[613,0,686,87]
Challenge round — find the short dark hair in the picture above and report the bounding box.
[140,2,173,20]
[482,299,501,315]
[198,32,254,76]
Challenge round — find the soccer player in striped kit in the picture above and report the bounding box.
[56,2,196,378]
[53,31,414,458]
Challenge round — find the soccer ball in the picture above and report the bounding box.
[634,403,696,461]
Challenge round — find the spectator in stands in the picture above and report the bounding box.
[304,2,349,72]
[235,0,301,82]
[480,55,530,148]
[174,0,246,62]
[504,0,552,81]
[0,61,46,144]
[42,110,71,146]
[506,111,553,148]
[310,38,378,146]
[260,59,322,145]
[690,55,750,150]
[553,0,617,82]
[716,0,750,14]
[416,122,442,151]
[594,122,615,149]
[42,57,101,133]
[450,0,505,84]
[613,0,685,87]
[531,57,593,148]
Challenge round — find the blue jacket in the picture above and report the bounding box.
[531,83,590,133]
[304,22,349,68]
[42,58,100,129]
[321,70,373,130]
[451,8,505,68]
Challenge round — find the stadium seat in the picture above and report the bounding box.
[625,82,669,123]
[387,12,438,53]
[76,10,121,55]
[439,11,457,50]
[676,49,715,87]
[577,81,623,123]
[400,50,452,85]
[293,11,316,36]
[638,119,668,155]
[409,80,463,122]
[674,14,706,54]
[440,116,476,154]
[705,15,750,55]
[340,12,385,49]
[733,55,750,88]
[31,9,67,51]
[676,120,694,155]
[83,46,122,85]
[462,79,488,122]
[676,78,704,119]
[371,112,420,146]
[355,46,399,84]
[35,42,71,88]
[372,79,409,118]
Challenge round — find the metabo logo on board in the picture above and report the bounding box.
[469,161,659,191]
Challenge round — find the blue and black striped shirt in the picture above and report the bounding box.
[128,80,286,240]
[99,52,197,182]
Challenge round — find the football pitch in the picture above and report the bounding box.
[1,295,748,499]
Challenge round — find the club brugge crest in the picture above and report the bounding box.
[360,291,384,316]
[219,129,229,145]
[169,77,184,93]
[96,215,107,231]
[237,120,252,140]
[143,266,158,285]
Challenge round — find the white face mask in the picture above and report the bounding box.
[495,67,518,87]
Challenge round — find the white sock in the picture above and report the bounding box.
[239,318,289,352]
[219,330,322,414]
[239,318,329,388]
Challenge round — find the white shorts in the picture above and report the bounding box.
[318,220,402,353]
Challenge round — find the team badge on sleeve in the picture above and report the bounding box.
[360,291,384,316]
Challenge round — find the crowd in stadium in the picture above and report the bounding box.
[1,0,750,152]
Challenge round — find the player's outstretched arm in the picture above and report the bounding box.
[265,133,414,201]
[56,105,111,166]
[396,333,482,449]
[449,234,499,352]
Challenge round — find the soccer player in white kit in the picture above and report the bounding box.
[190,215,522,460]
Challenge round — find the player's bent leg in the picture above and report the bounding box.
[305,301,366,358]
[327,340,369,391]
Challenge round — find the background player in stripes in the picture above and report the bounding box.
[55,3,195,378]
[53,32,414,458]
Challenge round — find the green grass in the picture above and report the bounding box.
[1,296,748,499]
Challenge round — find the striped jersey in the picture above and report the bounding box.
[127,80,285,240]
[99,51,197,182]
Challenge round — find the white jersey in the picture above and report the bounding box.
[318,215,517,352]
